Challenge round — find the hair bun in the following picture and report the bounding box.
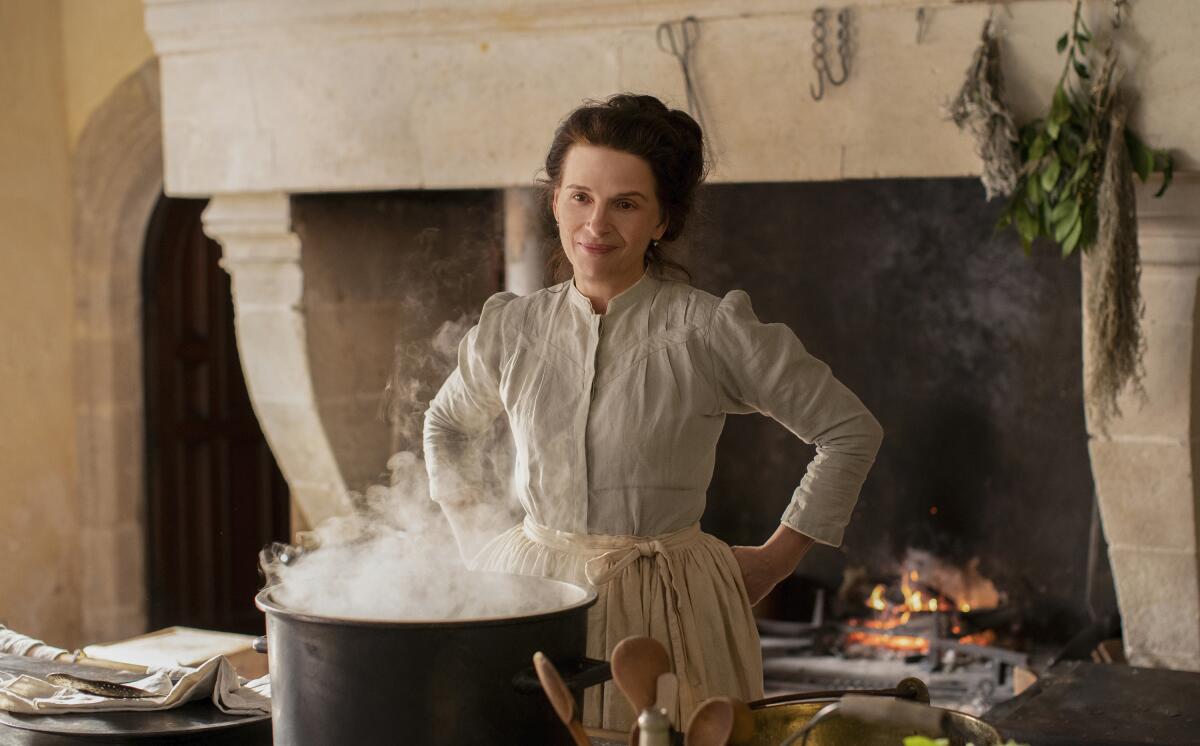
[606,94,671,116]
[664,109,703,150]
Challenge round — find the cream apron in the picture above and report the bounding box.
[474,517,765,730]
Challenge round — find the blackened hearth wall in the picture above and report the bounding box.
[690,178,1101,640]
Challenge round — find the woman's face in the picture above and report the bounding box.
[552,144,667,289]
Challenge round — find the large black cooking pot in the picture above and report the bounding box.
[255,573,608,746]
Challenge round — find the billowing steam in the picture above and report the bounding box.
[261,312,554,622]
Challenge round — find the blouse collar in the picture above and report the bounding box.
[567,271,659,317]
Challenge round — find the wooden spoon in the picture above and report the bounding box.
[533,652,590,746]
[611,636,672,716]
[685,697,735,746]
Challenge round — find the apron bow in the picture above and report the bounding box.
[584,539,668,585]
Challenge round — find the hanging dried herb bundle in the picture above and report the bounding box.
[947,18,1020,200]
[974,0,1175,429]
[1085,90,1145,431]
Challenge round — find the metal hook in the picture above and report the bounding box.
[656,16,705,127]
[810,7,829,100]
[826,8,851,86]
[656,15,699,61]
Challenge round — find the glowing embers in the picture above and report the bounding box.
[841,551,1005,659]
[844,628,931,654]
[843,611,938,657]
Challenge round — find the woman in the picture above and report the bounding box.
[423,94,883,729]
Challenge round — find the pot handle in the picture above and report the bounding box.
[512,656,612,696]
[252,636,268,654]
[749,676,930,709]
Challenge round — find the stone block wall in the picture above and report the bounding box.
[1087,175,1200,671]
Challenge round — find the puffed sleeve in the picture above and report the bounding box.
[423,291,517,506]
[704,290,883,546]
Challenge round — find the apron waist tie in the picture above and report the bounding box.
[520,517,702,585]
[585,539,668,586]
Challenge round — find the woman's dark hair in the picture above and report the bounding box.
[538,93,707,283]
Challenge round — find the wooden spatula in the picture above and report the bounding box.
[533,652,590,746]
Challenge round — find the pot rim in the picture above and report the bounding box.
[255,572,598,629]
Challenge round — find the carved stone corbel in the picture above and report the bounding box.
[201,192,347,532]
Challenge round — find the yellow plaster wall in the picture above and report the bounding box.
[0,0,154,648]
[0,0,81,648]
[61,0,154,150]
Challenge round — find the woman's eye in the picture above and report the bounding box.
[617,201,635,210]
[570,193,589,202]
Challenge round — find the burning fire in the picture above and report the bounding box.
[863,572,972,616]
[865,552,1000,615]
[845,553,1002,657]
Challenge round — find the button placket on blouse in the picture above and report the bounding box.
[576,313,603,530]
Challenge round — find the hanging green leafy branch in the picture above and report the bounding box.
[993,0,1173,256]
[950,0,1178,431]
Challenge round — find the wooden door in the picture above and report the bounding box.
[143,195,290,634]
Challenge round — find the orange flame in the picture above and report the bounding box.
[867,584,887,611]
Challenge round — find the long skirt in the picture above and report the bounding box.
[473,517,764,731]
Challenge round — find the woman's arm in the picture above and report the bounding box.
[423,292,517,564]
[705,290,883,603]
[424,412,516,563]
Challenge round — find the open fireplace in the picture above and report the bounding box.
[277,176,1111,722]
[757,559,1027,716]
[189,158,1200,743]
[678,177,1105,715]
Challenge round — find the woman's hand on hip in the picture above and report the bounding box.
[731,525,815,606]
[731,545,786,606]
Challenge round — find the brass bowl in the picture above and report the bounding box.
[745,700,1003,746]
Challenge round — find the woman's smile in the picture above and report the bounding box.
[579,241,618,255]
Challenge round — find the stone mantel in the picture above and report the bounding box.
[143,0,1199,196]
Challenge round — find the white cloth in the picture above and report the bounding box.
[0,656,271,717]
[424,272,882,728]
[424,272,882,544]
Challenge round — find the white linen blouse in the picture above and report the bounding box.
[423,271,882,546]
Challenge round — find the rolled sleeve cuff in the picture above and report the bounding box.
[780,492,852,547]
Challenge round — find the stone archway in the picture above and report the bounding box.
[71,58,164,643]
